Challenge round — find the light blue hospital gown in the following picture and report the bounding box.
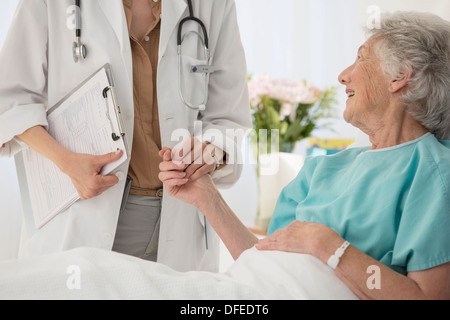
[268,133,450,275]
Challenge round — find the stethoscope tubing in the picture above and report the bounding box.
[74,0,211,111]
[73,0,86,62]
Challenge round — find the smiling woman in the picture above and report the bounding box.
[264,12,450,300]
[368,12,450,141]
[339,12,450,148]
[159,10,450,300]
[339,40,397,135]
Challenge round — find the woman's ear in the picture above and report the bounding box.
[389,64,412,93]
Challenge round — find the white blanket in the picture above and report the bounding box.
[0,247,358,300]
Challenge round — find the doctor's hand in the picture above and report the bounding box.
[61,150,123,200]
[168,137,225,181]
[158,148,218,209]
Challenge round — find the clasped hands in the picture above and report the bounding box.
[158,137,344,262]
[159,137,224,183]
[158,137,225,208]
[63,136,222,201]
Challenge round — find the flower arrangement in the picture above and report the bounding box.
[248,74,338,153]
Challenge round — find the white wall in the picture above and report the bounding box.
[0,1,18,45]
[236,0,360,139]
[0,0,21,261]
[1,0,450,260]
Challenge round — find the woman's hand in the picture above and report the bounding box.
[255,221,345,263]
[17,126,123,201]
[159,147,258,259]
[257,223,450,300]
[60,150,123,200]
[170,137,224,181]
[158,148,218,209]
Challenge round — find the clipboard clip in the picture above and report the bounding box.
[103,86,125,142]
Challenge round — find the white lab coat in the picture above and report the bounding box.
[0,0,251,272]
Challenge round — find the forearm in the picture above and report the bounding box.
[198,189,258,260]
[302,224,432,300]
[17,125,73,173]
[322,245,429,300]
[258,222,442,300]
[17,125,122,200]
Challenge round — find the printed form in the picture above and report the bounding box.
[23,66,128,229]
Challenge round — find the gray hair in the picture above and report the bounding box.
[366,11,450,140]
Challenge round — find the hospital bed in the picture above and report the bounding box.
[0,135,370,300]
[0,246,358,300]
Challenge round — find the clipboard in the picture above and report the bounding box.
[16,64,129,230]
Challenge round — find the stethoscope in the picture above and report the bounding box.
[73,0,213,111]
[72,0,87,63]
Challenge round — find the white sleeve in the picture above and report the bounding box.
[0,0,49,157]
[202,0,252,189]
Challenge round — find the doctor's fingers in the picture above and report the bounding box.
[172,138,205,165]
[160,174,189,189]
[159,147,172,160]
[98,173,120,187]
[159,159,187,172]
[77,174,119,200]
[158,171,188,183]
[93,150,123,168]
[185,163,215,181]
[159,149,187,171]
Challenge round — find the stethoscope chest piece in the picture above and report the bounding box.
[73,0,86,63]
[73,39,87,63]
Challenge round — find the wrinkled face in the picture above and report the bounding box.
[338,40,392,129]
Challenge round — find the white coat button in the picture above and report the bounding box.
[144,36,150,42]
[115,171,125,182]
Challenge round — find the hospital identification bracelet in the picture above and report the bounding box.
[327,241,351,270]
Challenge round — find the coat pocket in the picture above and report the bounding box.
[179,55,209,110]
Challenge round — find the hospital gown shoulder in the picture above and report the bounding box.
[310,133,450,173]
[425,137,450,174]
[301,144,369,171]
[414,135,450,193]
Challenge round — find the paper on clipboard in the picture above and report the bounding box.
[22,64,128,229]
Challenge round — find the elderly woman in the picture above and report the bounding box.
[159,11,450,300]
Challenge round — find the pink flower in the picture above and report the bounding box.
[248,75,271,108]
[248,75,322,108]
[279,102,294,120]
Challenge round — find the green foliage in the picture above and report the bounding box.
[251,86,339,152]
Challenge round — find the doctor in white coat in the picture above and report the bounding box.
[0,0,251,272]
